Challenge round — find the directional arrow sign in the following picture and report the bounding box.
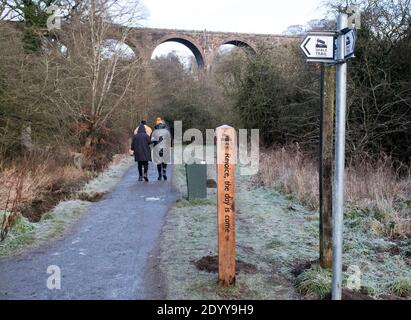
[300,32,336,63]
[344,29,356,59]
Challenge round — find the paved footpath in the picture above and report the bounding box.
[0,164,175,300]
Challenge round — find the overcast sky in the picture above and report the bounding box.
[142,0,326,34]
[141,0,328,59]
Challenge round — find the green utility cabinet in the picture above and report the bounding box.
[185,161,207,200]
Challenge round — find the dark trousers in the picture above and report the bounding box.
[157,163,167,176]
[138,161,148,177]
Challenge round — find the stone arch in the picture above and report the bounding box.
[101,38,139,58]
[100,38,137,60]
[219,39,257,57]
[152,35,205,69]
[102,27,140,58]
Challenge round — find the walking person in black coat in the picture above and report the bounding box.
[131,124,152,182]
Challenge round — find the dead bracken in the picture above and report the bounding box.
[78,192,106,202]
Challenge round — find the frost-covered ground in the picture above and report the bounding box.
[160,163,411,299]
[0,155,133,257]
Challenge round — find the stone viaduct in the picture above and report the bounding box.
[1,21,301,70]
[102,26,301,71]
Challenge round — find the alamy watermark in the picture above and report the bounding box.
[347,6,361,29]
[346,265,362,291]
[151,121,259,176]
[46,265,61,290]
[46,5,62,31]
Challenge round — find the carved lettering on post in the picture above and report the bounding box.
[216,125,236,287]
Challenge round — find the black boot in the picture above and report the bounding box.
[138,176,143,181]
[144,172,149,182]
[162,168,167,181]
[157,175,162,181]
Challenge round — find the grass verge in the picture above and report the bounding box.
[159,156,410,299]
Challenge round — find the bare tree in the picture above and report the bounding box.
[0,0,147,165]
[47,0,146,158]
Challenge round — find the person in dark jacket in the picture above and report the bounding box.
[131,124,152,182]
[151,118,171,181]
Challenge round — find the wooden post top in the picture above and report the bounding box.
[216,125,237,165]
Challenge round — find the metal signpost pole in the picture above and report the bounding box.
[300,10,356,300]
[332,12,348,300]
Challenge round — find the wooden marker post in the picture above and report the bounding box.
[319,65,335,269]
[216,125,236,287]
